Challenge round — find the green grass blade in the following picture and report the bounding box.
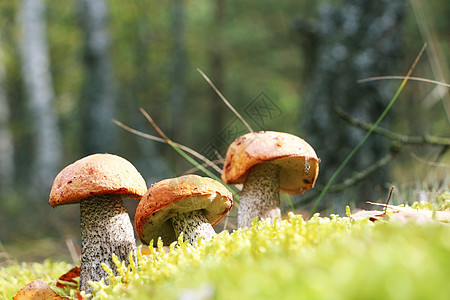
[284,193,295,211]
[309,45,427,218]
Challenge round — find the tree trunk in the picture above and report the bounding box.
[299,0,406,210]
[0,36,14,195]
[165,0,188,171]
[209,0,225,137]
[77,0,117,154]
[168,0,187,140]
[127,10,170,185]
[18,0,62,197]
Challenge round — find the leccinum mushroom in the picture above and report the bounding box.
[135,175,233,246]
[49,153,147,294]
[222,131,319,228]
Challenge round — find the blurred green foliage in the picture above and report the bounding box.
[0,0,449,262]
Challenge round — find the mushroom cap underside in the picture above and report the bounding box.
[49,153,147,207]
[135,174,233,246]
[221,131,320,194]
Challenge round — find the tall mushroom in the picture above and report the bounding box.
[135,175,233,246]
[49,153,147,294]
[222,131,319,227]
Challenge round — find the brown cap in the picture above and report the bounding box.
[49,153,147,207]
[221,131,320,194]
[135,174,233,246]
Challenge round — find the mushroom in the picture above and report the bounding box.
[135,174,233,246]
[221,131,319,227]
[49,153,147,294]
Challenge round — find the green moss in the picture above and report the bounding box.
[410,191,450,211]
[2,212,450,299]
[0,260,73,299]
[91,213,450,300]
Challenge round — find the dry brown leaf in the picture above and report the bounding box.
[57,266,83,300]
[13,279,65,300]
[56,266,80,289]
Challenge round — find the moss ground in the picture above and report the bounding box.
[3,210,449,299]
[2,201,450,300]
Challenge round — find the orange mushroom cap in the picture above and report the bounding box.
[221,131,320,194]
[135,175,233,246]
[49,153,147,207]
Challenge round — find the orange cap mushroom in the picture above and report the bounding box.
[49,153,147,294]
[50,153,147,206]
[135,174,233,246]
[221,131,319,227]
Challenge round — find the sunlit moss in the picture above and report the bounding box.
[411,191,450,210]
[0,260,73,299]
[2,211,450,299]
[89,212,450,299]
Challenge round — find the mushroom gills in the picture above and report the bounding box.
[79,195,137,294]
[238,163,281,228]
[170,210,216,245]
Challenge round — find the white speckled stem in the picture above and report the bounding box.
[238,163,281,228]
[79,195,137,295]
[170,210,216,245]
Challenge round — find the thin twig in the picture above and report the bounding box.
[65,238,80,264]
[358,76,450,87]
[385,186,395,214]
[114,119,166,143]
[113,119,223,174]
[181,159,224,175]
[212,148,225,162]
[407,44,427,78]
[410,152,450,168]
[139,108,171,141]
[138,108,226,183]
[115,113,242,204]
[197,68,254,133]
[334,107,450,146]
[329,152,395,192]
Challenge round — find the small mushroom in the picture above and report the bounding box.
[135,174,233,246]
[222,131,320,227]
[49,153,147,294]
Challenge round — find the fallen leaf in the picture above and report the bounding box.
[364,202,450,223]
[56,266,83,299]
[13,279,65,300]
[389,210,434,224]
[351,210,386,221]
[56,266,80,289]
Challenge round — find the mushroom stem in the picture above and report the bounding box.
[79,195,137,294]
[170,210,216,245]
[238,163,281,228]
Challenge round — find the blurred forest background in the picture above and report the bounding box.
[0,0,449,263]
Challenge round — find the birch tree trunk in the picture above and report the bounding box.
[18,0,62,197]
[77,0,117,154]
[0,36,14,194]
